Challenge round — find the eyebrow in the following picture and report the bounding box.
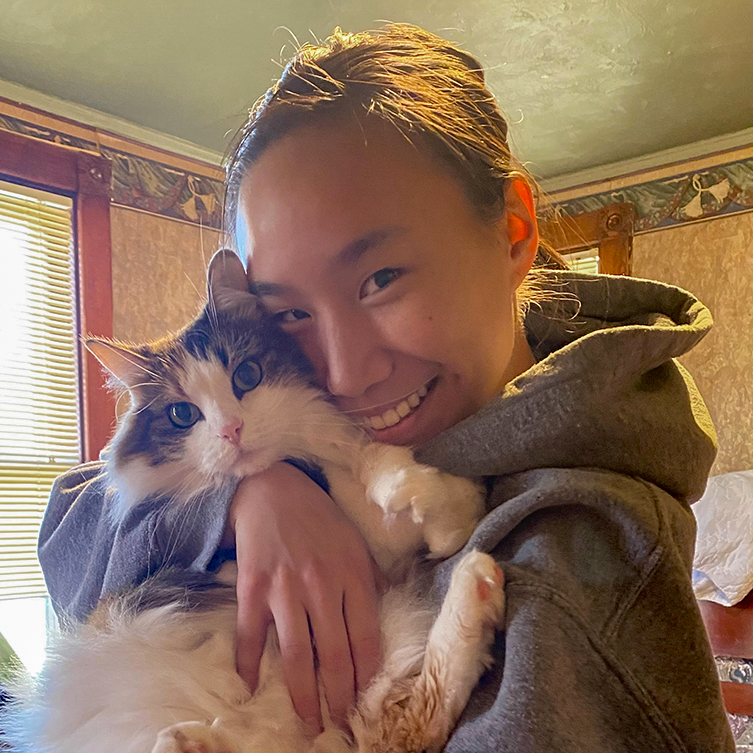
[250,225,407,298]
[333,226,406,267]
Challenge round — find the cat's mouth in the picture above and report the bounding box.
[228,445,280,478]
[360,376,438,431]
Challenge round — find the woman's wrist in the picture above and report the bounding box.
[221,462,308,549]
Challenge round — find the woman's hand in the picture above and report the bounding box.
[225,462,382,733]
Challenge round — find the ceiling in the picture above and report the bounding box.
[0,0,751,179]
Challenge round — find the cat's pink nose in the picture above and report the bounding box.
[219,419,243,445]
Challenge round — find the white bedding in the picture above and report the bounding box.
[693,469,753,606]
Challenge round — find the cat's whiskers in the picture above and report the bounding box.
[114,391,132,416]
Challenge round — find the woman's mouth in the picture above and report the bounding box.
[362,377,437,430]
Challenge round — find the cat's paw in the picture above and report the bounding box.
[419,473,486,558]
[152,721,235,753]
[448,550,506,632]
[361,443,484,557]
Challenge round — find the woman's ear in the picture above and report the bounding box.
[501,178,539,288]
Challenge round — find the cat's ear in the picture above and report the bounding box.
[85,339,154,390]
[207,248,258,316]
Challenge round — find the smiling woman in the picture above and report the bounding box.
[37,22,732,753]
[237,119,538,446]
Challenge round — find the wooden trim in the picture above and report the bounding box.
[539,202,635,275]
[699,590,753,658]
[75,152,115,462]
[0,126,79,193]
[0,128,114,462]
[720,681,753,716]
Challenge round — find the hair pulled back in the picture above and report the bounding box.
[224,23,564,274]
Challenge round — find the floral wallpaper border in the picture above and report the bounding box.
[553,154,753,232]
[3,109,752,233]
[0,112,225,229]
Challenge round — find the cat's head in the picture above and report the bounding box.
[88,249,319,512]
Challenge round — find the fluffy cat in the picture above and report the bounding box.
[8,250,505,753]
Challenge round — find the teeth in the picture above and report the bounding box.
[364,379,434,431]
[383,409,400,427]
[395,400,411,418]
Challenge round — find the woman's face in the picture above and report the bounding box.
[237,118,537,446]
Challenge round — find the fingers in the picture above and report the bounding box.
[235,579,270,692]
[308,591,356,727]
[273,593,322,734]
[343,570,382,694]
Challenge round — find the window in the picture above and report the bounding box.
[567,248,600,275]
[0,127,113,675]
[0,181,78,672]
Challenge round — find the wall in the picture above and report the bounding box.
[550,142,753,477]
[111,207,220,342]
[633,213,753,475]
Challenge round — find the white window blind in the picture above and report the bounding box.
[567,247,600,275]
[0,179,79,601]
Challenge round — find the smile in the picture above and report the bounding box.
[363,377,436,430]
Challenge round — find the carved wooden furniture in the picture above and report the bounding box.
[538,201,636,275]
[700,593,753,715]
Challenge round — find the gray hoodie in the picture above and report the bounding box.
[39,271,733,751]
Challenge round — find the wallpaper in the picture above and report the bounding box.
[110,206,221,343]
[633,211,753,476]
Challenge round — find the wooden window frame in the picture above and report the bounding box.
[539,202,636,275]
[0,127,114,462]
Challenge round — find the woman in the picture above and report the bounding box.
[40,24,732,751]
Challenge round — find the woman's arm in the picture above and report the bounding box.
[39,460,382,732]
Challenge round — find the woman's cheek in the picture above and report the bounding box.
[375,302,447,361]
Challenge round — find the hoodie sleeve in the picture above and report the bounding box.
[38,462,237,623]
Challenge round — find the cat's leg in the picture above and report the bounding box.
[360,443,485,557]
[354,551,505,753]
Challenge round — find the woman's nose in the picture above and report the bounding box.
[316,312,391,398]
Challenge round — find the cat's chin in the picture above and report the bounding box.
[230,448,281,479]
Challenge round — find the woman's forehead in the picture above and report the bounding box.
[237,120,479,276]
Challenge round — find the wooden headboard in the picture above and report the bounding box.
[700,592,753,715]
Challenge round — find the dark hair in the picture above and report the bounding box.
[224,24,565,286]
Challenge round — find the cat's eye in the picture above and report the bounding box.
[232,359,262,393]
[167,402,202,428]
[359,267,404,299]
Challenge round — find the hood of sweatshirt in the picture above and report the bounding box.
[416,271,716,504]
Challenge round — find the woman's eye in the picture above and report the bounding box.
[360,268,404,299]
[167,402,202,429]
[272,309,310,325]
[232,359,263,393]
